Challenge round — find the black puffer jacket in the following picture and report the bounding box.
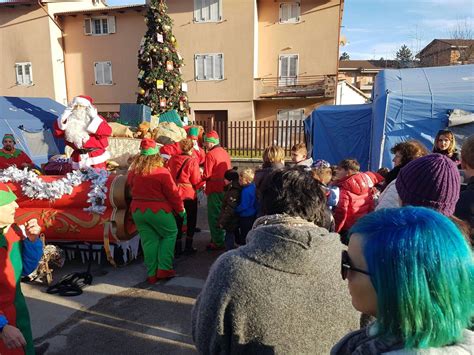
[217,181,242,231]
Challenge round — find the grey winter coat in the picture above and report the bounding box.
[192,214,360,354]
[331,325,474,355]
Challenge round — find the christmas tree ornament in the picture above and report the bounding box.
[170,36,176,43]
[138,88,145,95]
[163,47,169,53]
[156,80,164,89]
[160,98,167,107]
[179,100,184,111]
[181,83,188,92]
[137,70,145,79]
[157,33,164,43]
[168,85,174,90]
[163,25,171,31]
[166,61,174,71]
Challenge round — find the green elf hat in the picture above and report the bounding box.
[0,183,17,206]
[204,130,219,144]
[188,127,199,140]
[2,134,16,144]
[140,138,159,156]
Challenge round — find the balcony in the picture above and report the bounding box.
[254,75,336,100]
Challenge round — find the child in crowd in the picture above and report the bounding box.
[433,129,460,164]
[311,159,340,210]
[333,159,375,244]
[235,168,258,245]
[290,142,313,167]
[217,168,242,251]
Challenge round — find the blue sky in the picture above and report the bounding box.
[107,0,473,60]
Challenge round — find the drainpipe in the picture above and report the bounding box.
[335,0,343,104]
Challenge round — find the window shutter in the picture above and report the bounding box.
[195,55,205,80]
[107,16,116,33]
[84,18,92,35]
[15,65,23,85]
[279,56,289,78]
[214,54,223,79]
[289,55,298,77]
[293,3,301,22]
[94,62,103,84]
[210,0,219,21]
[204,55,214,79]
[104,61,112,84]
[193,0,200,21]
[280,3,289,23]
[202,0,211,21]
[24,64,32,85]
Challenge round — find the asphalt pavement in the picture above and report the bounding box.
[23,204,221,354]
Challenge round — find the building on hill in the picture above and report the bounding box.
[338,59,399,96]
[416,39,474,67]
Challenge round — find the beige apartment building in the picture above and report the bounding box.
[2,0,343,123]
[0,0,105,105]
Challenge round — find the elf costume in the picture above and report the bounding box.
[0,184,43,355]
[187,127,206,166]
[202,131,231,249]
[0,134,33,170]
[127,139,185,283]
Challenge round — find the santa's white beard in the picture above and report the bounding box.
[64,108,91,149]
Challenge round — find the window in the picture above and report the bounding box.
[277,109,304,122]
[194,0,222,22]
[94,61,113,85]
[276,109,304,146]
[279,54,298,86]
[195,54,224,81]
[15,62,33,86]
[279,2,300,24]
[84,16,116,35]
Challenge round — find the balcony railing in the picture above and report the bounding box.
[254,74,337,99]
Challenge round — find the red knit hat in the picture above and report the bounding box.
[140,138,159,156]
[204,130,219,144]
[0,182,17,207]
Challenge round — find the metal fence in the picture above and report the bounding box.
[196,120,306,158]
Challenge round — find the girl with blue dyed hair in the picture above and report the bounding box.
[332,207,474,354]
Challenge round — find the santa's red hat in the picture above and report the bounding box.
[77,95,94,105]
[0,182,17,207]
[140,138,159,156]
[204,130,219,144]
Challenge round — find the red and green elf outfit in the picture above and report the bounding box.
[127,139,185,282]
[0,134,33,170]
[0,184,43,355]
[202,131,231,249]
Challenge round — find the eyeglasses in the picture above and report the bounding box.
[341,250,371,280]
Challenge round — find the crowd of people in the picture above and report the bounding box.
[0,94,472,354]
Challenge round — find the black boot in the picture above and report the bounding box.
[183,237,197,255]
[175,237,183,258]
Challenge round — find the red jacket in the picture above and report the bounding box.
[192,146,206,165]
[333,173,374,233]
[202,146,231,195]
[127,167,184,215]
[168,154,203,200]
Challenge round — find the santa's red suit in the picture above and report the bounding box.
[54,95,112,170]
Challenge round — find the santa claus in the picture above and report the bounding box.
[54,95,112,170]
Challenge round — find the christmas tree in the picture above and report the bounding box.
[136,0,190,120]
